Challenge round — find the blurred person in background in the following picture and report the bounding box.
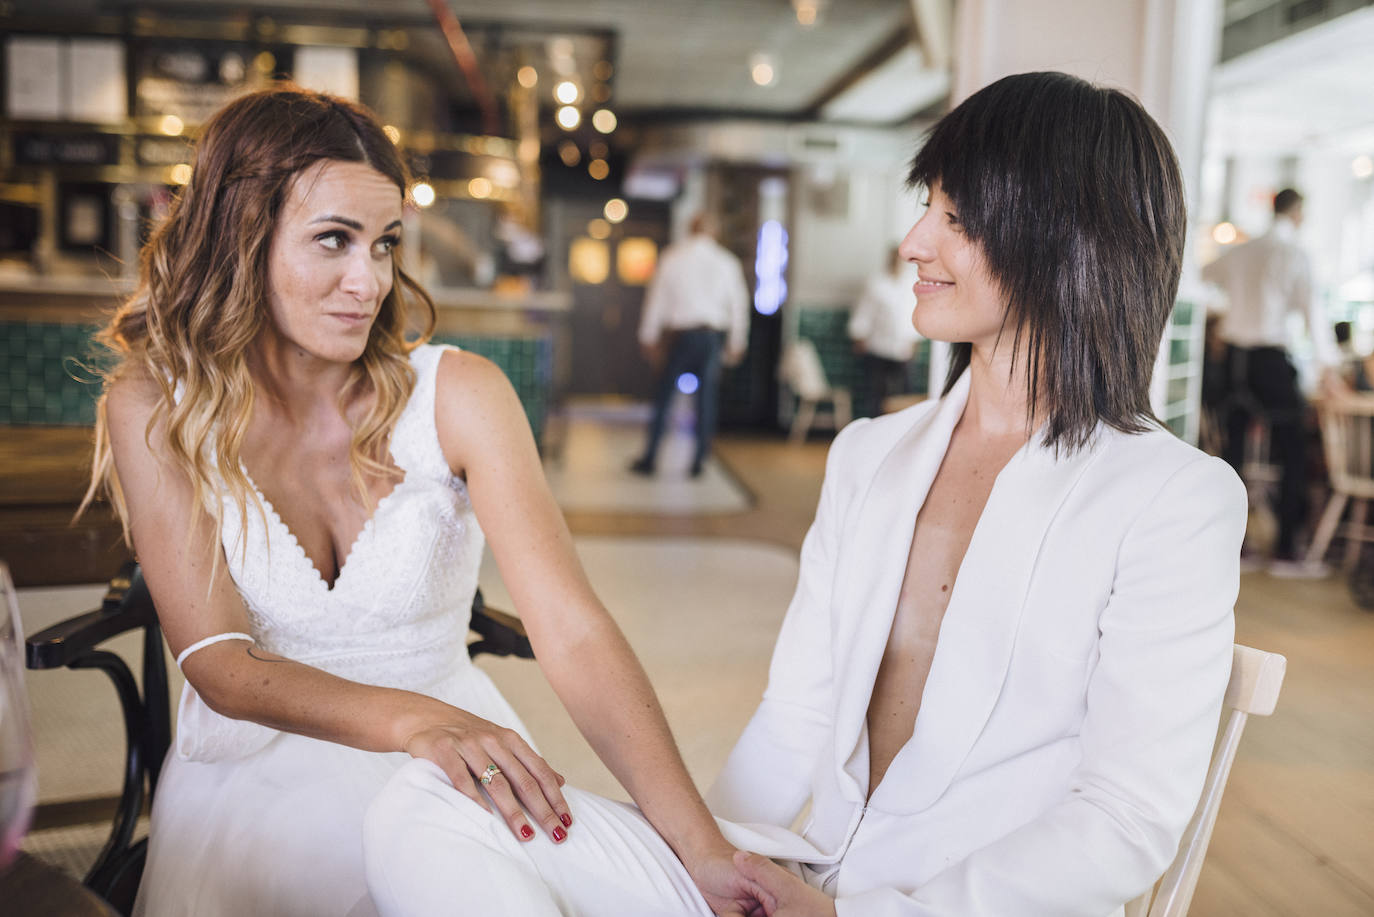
[1203,188,1334,576]
[848,246,922,418]
[630,214,750,479]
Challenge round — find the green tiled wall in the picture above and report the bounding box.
[797,308,930,415]
[0,322,553,444]
[433,333,554,443]
[0,322,105,425]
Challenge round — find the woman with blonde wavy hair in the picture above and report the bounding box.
[88,86,758,916]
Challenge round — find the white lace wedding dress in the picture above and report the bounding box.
[134,344,532,916]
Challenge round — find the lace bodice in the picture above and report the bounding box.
[177,344,485,761]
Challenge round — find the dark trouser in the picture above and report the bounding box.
[639,328,726,469]
[1222,345,1307,558]
[859,354,908,418]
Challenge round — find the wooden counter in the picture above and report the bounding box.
[0,426,128,587]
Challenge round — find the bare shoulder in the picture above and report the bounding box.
[104,364,164,436]
[434,347,523,419]
[435,346,510,392]
[433,347,532,474]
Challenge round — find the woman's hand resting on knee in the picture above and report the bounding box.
[397,700,570,844]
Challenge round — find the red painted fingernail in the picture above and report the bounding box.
[520,825,534,840]
[552,827,567,842]
[560,813,572,828]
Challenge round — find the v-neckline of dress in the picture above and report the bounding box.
[241,456,406,595]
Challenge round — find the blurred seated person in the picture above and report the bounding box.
[848,246,921,417]
[363,71,1245,917]
[1334,320,1357,362]
[1329,320,1374,392]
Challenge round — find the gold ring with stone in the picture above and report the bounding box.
[480,764,501,786]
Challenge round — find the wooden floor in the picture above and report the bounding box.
[603,433,1374,917]
[12,424,1373,913]
[1199,572,1374,915]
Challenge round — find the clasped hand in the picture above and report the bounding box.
[401,706,571,844]
[694,849,838,917]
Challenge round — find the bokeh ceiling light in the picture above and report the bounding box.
[555,80,580,104]
[558,139,581,166]
[750,53,776,87]
[592,109,617,133]
[160,114,185,136]
[604,198,628,223]
[1212,221,1237,245]
[792,0,824,26]
[588,218,611,239]
[588,159,610,180]
[556,106,582,130]
[517,65,538,89]
[169,163,192,185]
[468,177,493,199]
[1354,155,1374,179]
[593,60,613,81]
[411,182,436,208]
[382,124,401,145]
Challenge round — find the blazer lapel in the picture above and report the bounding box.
[828,373,972,802]
[870,428,1104,814]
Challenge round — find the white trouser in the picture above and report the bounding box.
[364,759,716,917]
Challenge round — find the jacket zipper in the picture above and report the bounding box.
[823,803,869,894]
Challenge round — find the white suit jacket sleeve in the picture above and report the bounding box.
[706,420,869,827]
[835,455,1246,917]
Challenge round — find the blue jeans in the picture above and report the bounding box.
[639,328,726,469]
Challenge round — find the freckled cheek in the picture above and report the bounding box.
[269,267,325,331]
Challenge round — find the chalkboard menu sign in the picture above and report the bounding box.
[135,136,193,167]
[12,132,120,166]
[132,40,273,126]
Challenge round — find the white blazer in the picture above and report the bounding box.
[707,371,1246,917]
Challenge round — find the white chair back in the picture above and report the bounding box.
[1319,393,1374,500]
[780,339,831,401]
[1305,393,1374,567]
[1124,644,1286,917]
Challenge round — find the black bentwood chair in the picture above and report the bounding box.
[24,560,533,916]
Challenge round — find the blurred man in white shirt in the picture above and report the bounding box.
[631,214,750,478]
[848,247,921,417]
[1203,188,1332,576]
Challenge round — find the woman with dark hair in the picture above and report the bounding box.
[366,71,1245,917]
[85,86,755,916]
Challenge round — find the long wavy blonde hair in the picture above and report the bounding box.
[83,86,437,564]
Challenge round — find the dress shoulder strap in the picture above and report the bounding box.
[390,343,461,480]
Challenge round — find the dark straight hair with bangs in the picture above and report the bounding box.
[908,70,1186,452]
